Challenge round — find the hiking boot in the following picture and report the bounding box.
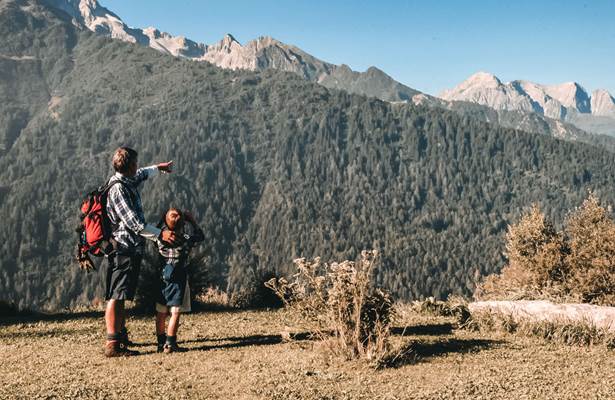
[120,328,134,347]
[163,343,187,354]
[104,340,139,357]
[157,334,167,353]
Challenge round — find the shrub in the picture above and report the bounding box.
[476,195,615,306]
[193,287,232,311]
[564,194,615,304]
[411,296,470,324]
[0,300,19,317]
[266,250,394,361]
[228,269,284,309]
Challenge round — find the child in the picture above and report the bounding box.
[155,208,205,353]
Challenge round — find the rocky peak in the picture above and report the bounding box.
[543,82,591,114]
[591,89,615,117]
[463,71,502,89]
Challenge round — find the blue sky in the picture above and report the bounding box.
[103,0,615,96]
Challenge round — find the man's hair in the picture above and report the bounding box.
[112,147,138,174]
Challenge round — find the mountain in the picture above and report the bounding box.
[4,0,615,310]
[45,0,208,58]
[591,89,615,118]
[43,0,615,148]
[43,0,422,104]
[441,72,615,136]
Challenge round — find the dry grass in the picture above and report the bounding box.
[1,306,614,399]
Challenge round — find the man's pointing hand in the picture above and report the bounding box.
[158,161,173,174]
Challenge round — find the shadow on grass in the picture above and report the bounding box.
[382,338,502,368]
[0,326,96,340]
[137,331,316,355]
[0,301,253,327]
[391,322,454,336]
[0,310,105,327]
[190,331,314,352]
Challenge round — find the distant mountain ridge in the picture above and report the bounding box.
[44,0,615,142]
[440,72,615,136]
[45,0,421,103]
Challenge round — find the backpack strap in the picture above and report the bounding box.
[102,179,136,203]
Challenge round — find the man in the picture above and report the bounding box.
[104,147,175,357]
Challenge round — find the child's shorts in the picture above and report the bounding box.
[156,262,191,313]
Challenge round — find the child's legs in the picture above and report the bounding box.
[167,307,181,337]
[156,311,168,335]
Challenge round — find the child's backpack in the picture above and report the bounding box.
[76,180,128,269]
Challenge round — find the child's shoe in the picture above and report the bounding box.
[163,336,186,353]
[163,343,187,353]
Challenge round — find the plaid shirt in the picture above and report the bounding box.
[157,222,205,261]
[106,166,161,251]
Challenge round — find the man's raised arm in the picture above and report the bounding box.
[134,161,174,185]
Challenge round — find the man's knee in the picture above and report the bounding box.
[106,299,125,311]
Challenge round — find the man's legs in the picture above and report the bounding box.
[103,253,139,357]
[156,310,168,352]
[105,299,124,336]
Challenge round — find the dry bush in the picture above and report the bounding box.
[194,287,232,310]
[476,195,615,306]
[564,194,615,304]
[476,205,568,301]
[266,250,394,362]
[410,296,470,324]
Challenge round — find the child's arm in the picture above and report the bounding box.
[184,212,205,244]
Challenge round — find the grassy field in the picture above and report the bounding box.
[1,307,613,400]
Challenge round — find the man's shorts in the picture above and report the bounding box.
[105,253,143,301]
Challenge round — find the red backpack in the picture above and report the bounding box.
[77,181,127,262]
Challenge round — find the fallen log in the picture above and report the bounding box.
[469,300,615,332]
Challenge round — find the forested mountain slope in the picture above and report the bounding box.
[2,0,615,310]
